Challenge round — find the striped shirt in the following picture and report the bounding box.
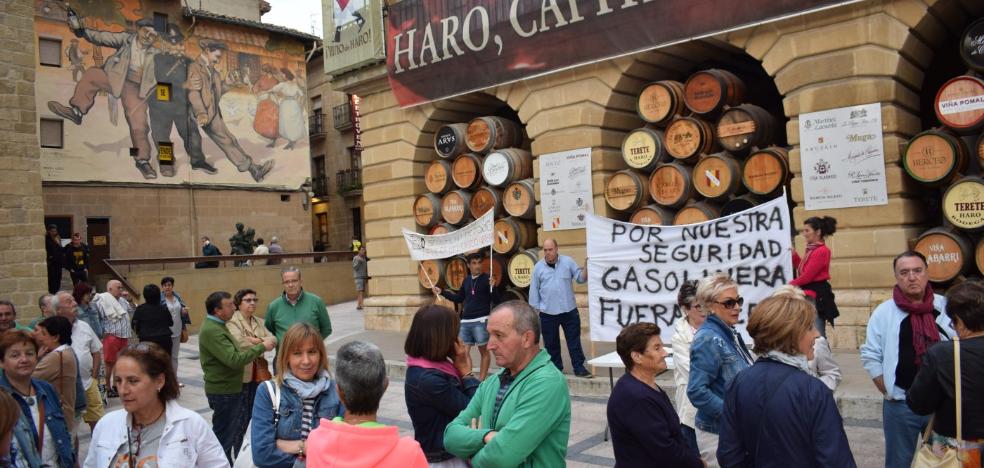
[95,295,134,339]
[300,397,317,437]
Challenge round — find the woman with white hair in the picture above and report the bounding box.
[686,273,754,467]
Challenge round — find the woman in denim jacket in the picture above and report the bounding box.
[0,329,75,468]
[251,323,344,467]
[686,273,755,468]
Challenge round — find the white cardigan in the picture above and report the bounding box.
[84,400,229,468]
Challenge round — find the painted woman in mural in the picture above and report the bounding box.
[271,68,305,150]
[252,64,280,146]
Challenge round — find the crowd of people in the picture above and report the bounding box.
[2,219,984,467]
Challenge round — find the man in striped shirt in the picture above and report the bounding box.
[92,279,134,398]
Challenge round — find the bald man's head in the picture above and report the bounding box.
[107,280,123,298]
[543,238,559,264]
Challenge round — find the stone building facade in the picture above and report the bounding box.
[0,0,47,314]
[329,0,983,349]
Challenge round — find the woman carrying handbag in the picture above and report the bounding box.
[907,281,984,467]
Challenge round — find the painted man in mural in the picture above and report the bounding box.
[187,39,274,182]
[149,24,215,177]
[47,17,162,179]
[65,39,87,82]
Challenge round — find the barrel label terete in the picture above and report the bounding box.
[943,178,984,230]
[623,129,658,169]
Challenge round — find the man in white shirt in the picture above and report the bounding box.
[54,291,105,430]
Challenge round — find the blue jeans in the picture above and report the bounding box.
[680,424,700,460]
[459,320,489,345]
[883,399,928,468]
[540,309,587,373]
[207,390,246,463]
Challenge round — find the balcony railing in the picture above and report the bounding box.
[312,176,329,198]
[333,102,353,130]
[309,113,326,138]
[336,168,362,197]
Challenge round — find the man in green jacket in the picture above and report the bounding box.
[200,290,276,463]
[265,266,332,346]
[444,300,571,467]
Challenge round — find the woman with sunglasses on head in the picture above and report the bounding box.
[85,342,228,467]
[0,329,75,468]
[226,289,274,438]
[686,273,755,468]
[250,322,343,468]
[671,279,704,460]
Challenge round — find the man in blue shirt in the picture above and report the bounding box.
[528,239,592,378]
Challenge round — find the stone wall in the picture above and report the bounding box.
[333,0,981,349]
[43,185,312,260]
[0,0,47,317]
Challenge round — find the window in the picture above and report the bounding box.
[352,208,362,240]
[153,13,168,33]
[349,147,361,170]
[38,38,62,67]
[40,119,64,148]
[311,95,322,113]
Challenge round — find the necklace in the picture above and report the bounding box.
[10,381,35,406]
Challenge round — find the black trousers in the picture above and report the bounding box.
[69,270,88,286]
[47,261,62,294]
[140,335,173,357]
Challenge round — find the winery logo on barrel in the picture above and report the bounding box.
[435,127,458,154]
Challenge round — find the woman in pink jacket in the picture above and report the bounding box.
[791,216,839,338]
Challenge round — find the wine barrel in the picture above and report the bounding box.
[742,147,790,197]
[470,186,503,218]
[481,254,507,287]
[976,133,984,169]
[935,75,984,134]
[637,80,686,126]
[466,116,522,153]
[650,163,697,208]
[621,127,669,172]
[429,223,458,235]
[673,202,720,225]
[976,237,984,276]
[716,104,776,153]
[434,123,469,159]
[629,204,676,225]
[451,153,484,190]
[942,176,984,231]
[444,255,468,291]
[500,287,528,302]
[483,148,533,187]
[902,129,968,186]
[503,179,537,220]
[664,117,719,163]
[694,152,743,201]
[413,193,443,228]
[425,160,454,194]
[441,190,473,226]
[914,227,973,283]
[960,18,984,74]
[418,259,445,289]
[683,69,746,116]
[493,217,537,254]
[508,248,540,288]
[720,194,760,217]
[605,170,650,212]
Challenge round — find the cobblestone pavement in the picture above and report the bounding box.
[77,301,885,467]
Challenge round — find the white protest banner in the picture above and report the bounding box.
[587,195,793,343]
[402,210,494,261]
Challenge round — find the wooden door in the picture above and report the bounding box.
[86,218,111,276]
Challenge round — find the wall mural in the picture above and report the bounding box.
[35,0,310,188]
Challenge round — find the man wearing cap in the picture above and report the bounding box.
[187,39,274,182]
[47,16,162,179]
[150,23,213,177]
[65,38,87,82]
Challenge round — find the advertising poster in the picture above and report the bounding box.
[799,103,888,210]
[322,0,385,76]
[539,147,593,231]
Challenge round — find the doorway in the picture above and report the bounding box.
[86,218,111,276]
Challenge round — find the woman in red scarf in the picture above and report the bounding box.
[791,216,839,337]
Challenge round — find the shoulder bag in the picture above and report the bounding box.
[910,337,962,468]
[234,380,280,468]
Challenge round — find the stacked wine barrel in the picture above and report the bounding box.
[607,68,790,226]
[413,115,539,301]
[907,17,984,284]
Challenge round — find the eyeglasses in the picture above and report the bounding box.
[714,297,744,309]
[242,298,259,303]
[125,342,155,352]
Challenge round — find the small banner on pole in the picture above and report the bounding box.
[403,210,495,261]
[586,194,793,343]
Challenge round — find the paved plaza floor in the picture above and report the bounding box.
[77,300,886,467]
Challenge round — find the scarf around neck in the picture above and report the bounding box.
[893,284,940,366]
[797,241,824,277]
[284,369,333,399]
[764,350,812,374]
[406,356,461,382]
